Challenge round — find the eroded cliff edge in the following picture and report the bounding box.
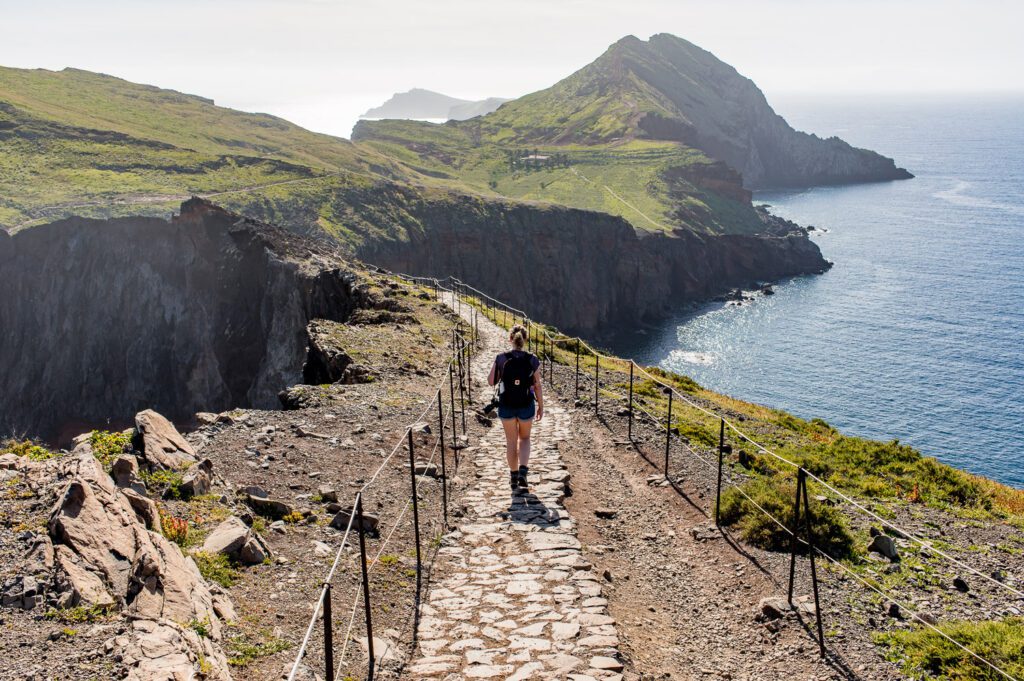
[0,198,359,441]
[352,192,829,336]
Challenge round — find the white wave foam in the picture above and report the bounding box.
[668,349,715,366]
[933,180,1024,216]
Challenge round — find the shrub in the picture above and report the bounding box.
[193,551,240,588]
[141,468,185,499]
[188,617,212,639]
[1,439,57,461]
[717,476,856,560]
[158,506,190,546]
[876,617,1024,680]
[88,430,131,467]
[43,605,108,623]
[282,511,305,524]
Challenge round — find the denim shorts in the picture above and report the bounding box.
[498,401,536,421]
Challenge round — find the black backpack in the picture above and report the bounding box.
[498,352,535,408]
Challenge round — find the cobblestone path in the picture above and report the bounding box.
[405,301,624,680]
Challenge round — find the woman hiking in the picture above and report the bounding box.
[488,324,544,493]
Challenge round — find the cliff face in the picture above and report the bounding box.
[355,193,828,336]
[0,199,359,442]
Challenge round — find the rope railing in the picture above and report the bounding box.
[286,276,473,681]
[416,273,1021,680]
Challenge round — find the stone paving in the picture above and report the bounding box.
[405,300,624,680]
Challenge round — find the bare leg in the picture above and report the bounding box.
[501,417,519,471]
[517,418,533,468]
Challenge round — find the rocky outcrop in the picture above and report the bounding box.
[357,193,829,336]
[0,198,362,442]
[47,453,225,635]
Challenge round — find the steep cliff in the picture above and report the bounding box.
[0,199,360,442]
[355,191,829,335]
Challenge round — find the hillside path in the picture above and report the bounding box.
[405,299,624,680]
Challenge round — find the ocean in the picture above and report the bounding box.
[608,94,1024,487]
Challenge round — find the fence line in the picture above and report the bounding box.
[287,276,474,681]
[396,273,1022,680]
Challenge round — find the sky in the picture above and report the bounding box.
[1,0,1022,138]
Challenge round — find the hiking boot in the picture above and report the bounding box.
[510,472,519,492]
[517,466,529,491]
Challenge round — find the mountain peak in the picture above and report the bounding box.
[477,33,911,188]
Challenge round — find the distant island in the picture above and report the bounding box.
[360,87,510,121]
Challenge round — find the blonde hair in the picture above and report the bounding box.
[509,324,527,350]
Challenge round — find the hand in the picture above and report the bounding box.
[535,405,544,422]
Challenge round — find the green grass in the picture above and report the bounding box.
[876,618,1024,680]
[227,633,292,666]
[717,477,857,559]
[192,551,240,588]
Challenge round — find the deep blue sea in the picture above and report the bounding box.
[609,95,1024,487]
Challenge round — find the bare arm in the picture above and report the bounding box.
[488,357,498,386]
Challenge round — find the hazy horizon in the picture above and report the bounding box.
[2,0,1022,139]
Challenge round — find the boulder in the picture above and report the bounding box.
[317,485,338,503]
[111,455,146,494]
[414,461,440,478]
[330,506,379,535]
[953,576,969,593]
[202,516,272,565]
[757,596,791,621]
[195,412,219,426]
[411,422,432,434]
[868,534,899,561]
[179,459,213,499]
[245,494,294,520]
[1,574,41,610]
[134,410,196,470]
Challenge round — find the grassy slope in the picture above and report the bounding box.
[353,39,768,236]
[356,118,764,235]
[0,61,767,239]
[0,66,410,232]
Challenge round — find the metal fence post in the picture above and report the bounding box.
[795,468,827,656]
[628,362,634,440]
[356,494,375,681]
[464,336,472,404]
[323,583,334,681]
[448,363,458,448]
[664,388,673,478]
[594,355,600,414]
[457,342,467,433]
[716,418,725,526]
[787,468,804,604]
[437,391,448,529]
[574,340,580,400]
[407,430,422,589]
